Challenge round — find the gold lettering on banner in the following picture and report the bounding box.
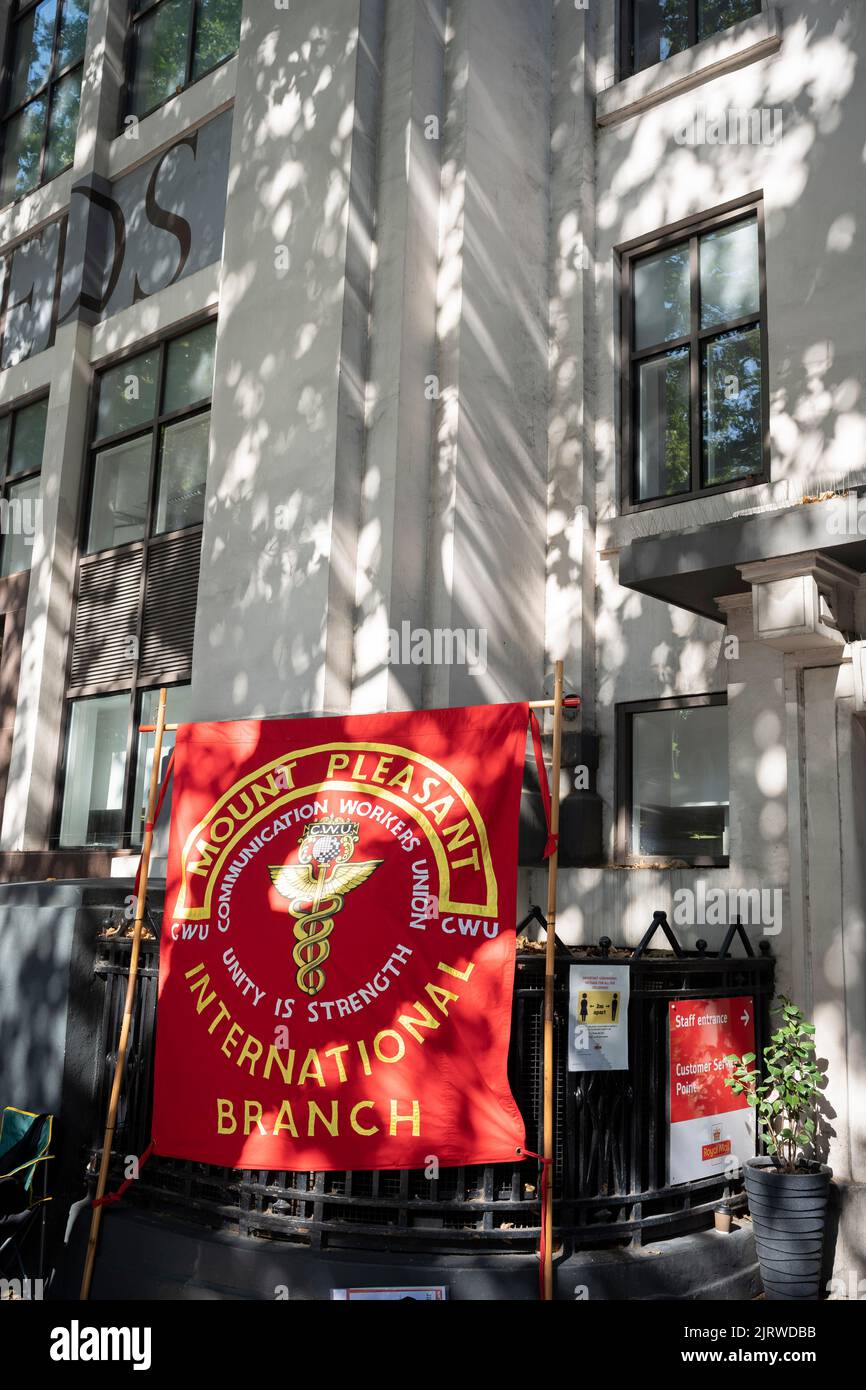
[195,961,476,1104]
[214,1097,421,1139]
[173,741,499,921]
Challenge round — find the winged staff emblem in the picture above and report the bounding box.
[268,820,382,997]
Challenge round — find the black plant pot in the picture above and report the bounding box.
[744,1157,832,1300]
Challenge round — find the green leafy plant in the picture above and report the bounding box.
[724,996,826,1173]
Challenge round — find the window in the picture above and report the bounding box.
[126,0,242,121]
[623,0,762,76]
[56,318,214,850]
[617,695,729,865]
[59,682,191,848]
[85,319,216,554]
[130,685,191,841]
[0,395,47,576]
[621,201,767,510]
[0,1,90,206]
[59,692,129,847]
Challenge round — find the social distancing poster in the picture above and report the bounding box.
[568,963,630,1071]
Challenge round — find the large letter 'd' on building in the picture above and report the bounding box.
[152,704,528,1170]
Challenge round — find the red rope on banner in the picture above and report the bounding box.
[149,746,175,837]
[130,749,176,900]
[91,1141,155,1208]
[529,711,557,858]
[519,1147,553,1300]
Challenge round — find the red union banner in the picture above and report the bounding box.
[152,703,528,1171]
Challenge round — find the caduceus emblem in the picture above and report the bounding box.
[268,820,382,997]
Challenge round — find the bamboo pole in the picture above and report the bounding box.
[80,686,169,1301]
[542,661,564,1301]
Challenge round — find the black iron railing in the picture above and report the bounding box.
[91,913,773,1255]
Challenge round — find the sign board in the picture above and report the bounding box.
[152,703,528,1171]
[668,995,757,1185]
[567,963,630,1071]
[0,110,231,369]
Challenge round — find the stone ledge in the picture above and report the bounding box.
[57,1205,761,1301]
[596,8,782,129]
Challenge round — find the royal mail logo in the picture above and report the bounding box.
[269,820,382,996]
[702,1139,732,1161]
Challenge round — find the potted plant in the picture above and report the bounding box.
[725,996,830,1300]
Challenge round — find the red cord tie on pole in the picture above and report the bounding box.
[529,711,558,858]
[130,750,175,900]
[151,748,175,824]
[519,1147,554,1300]
[91,1141,155,1209]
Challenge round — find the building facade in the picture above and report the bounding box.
[0,0,864,1292]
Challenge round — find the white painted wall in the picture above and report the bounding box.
[0,0,863,1277]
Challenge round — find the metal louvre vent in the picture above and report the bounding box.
[69,550,142,690]
[138,531,201,684]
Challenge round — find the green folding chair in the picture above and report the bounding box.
[0,1108,53,1291]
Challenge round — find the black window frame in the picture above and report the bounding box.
[121,0,241,128]
[0,0,89,208]
[620,0,763,79]
[81,310,217,562]
[616,692,729,868]
[54,680,190,851]
[0,388,48,577]
[619,194,769,514]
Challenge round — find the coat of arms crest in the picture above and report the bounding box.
[268,820,382,996]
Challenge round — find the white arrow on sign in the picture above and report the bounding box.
[741,1009,750,1026]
